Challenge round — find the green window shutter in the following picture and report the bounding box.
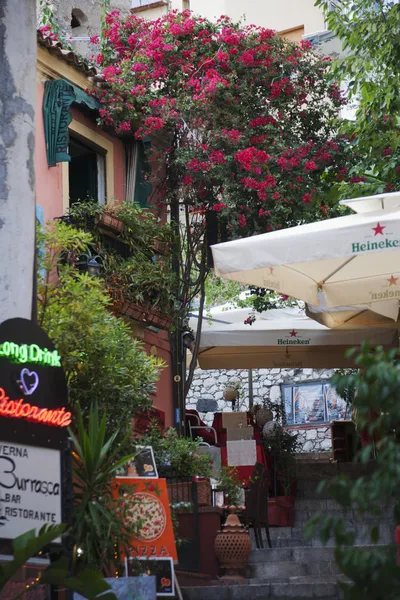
[134,140,152,208]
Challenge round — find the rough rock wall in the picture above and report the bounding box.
[186,367,336,452]
[37,1,131,58]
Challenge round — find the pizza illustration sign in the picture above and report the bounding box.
[114,478,177,560]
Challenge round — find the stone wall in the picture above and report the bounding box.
[186,367,336,452]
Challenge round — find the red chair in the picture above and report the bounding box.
[186,410,218,445]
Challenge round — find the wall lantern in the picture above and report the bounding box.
[77,252,102,276]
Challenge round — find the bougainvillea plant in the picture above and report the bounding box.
[95,10,353,238]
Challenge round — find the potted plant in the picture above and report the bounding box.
[103,251,177,329]
[260,399,300,527]
[97,207,124,234]
[215,466,244,508]
[139,426,213,506]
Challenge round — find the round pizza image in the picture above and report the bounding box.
[129,492,166,542]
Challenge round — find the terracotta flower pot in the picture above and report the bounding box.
[97,212,124,234]
[215,506,251,583]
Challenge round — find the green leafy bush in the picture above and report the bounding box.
[305,345,400,599]
[37,221,162,439]
[140,425,212,478]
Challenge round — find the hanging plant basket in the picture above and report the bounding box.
[119,301,174,330]
[97,212,124,235]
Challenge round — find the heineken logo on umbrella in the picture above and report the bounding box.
[277,330,311,345]
[352,222,400,253]
[370,274,400,301]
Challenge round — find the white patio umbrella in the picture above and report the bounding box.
[212,192,400,325]
[189,307,398,370]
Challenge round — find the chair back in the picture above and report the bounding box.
[245,462,265,520]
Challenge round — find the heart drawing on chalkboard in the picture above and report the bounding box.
[20,368,39,396]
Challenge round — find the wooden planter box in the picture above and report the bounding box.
[268,496,295,528]
[97,212,124,234]
[119,301,173,330]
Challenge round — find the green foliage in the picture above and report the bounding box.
[248,288,301,313]
[316,0,400,197]
[37,221,162,439]
[0,525,116,600]
[260,397,300,495]
[70,404,141,575]
[305,344,400,599]
[139,425,212,478]
[215,466,243,507]
[66,201,177,318]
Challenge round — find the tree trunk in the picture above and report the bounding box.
[0,0,36,323]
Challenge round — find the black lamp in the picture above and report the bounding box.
[87,257,102,277]
[182,330,195,349]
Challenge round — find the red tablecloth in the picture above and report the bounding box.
[212,412,261,445]
[220,443,272,486]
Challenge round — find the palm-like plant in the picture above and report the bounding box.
[69,404,138,575]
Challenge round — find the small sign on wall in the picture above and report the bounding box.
[0,442,61,539]
[117,446,158,479]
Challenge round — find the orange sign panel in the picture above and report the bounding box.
[113,478,177,561]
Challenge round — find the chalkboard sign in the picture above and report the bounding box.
[126,557,175,597]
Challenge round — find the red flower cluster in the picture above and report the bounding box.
[96,10,351,237]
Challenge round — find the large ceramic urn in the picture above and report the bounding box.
[214,506,251,583]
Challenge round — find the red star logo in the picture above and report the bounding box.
[289,330,298,337]
[388,275,398,286]
[372,222,386,236]
[269,267,274,274]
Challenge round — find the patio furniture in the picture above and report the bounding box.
[244,463,272,549]
[186,409,218,445]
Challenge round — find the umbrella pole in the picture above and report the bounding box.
[248,369,254,410]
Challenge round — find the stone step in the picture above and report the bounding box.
[247,559,308,580]
[248,545,388,578]
[295,508,394,525]
[255,522,394,548]
[181,582,342,600]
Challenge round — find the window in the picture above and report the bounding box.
[282,381,348,426]
[68,136,106,206]
[71,8,87,29]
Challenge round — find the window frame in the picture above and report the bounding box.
[62,119,114,213]
[281,380,347,427]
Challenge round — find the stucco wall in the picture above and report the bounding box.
[186,367,336,452]
[35,82,64,222]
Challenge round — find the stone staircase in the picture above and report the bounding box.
[181,459,394,600]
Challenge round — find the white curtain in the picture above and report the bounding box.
[125,142,138,203]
